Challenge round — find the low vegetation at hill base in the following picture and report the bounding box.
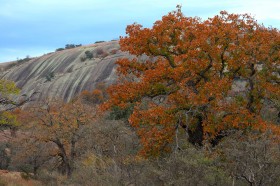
[0,6,279,186]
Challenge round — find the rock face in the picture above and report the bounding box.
[1,41,278,124]
[0,41,127,102]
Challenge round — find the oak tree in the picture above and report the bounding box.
[104,7,280,156]
[22,100,96,176]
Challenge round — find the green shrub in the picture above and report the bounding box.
[85,51,93,59]
[55,48,64,52]
[45,72,55,82]
[95,41,105,44]
[65,44,76,49]
[17,56,31,64]
[108,105,134,120]
[80,56,86,62]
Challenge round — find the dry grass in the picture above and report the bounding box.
[0,170,41,186]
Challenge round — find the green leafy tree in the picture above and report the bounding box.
[85,51,93,59]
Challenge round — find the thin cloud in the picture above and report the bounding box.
[228,0,280,20]
[0,0,279,62]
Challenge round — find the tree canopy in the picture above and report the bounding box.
[103,7,280,157]
[19,99,96,176]
[0,80,21,131]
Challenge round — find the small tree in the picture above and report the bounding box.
[84,51,93,60]
[65,44,76,49]
[45,72,55,82]
[0,80,22,135]
[22,100,96,177]
[218,131,280,186]
[55,48,64,52]
[11,138,56,176]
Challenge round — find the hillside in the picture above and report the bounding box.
[0,41,125,102]
[0,6,279,185]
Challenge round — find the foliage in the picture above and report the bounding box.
[45,72,55,82]
[0,80,20,97]
[10,137,56,177]
[55,48,64,52]
[65,44,81,49]
[18,100,96,177]
[80,56,86,62]
[103,7,280,156]
[0,111,20,131]
[108,105,134,120]
[1,6,280,185]
[56,44,82,52]
[80,82,107,105]
[84,50,93,59]
[0,80,20,130]
[4,103,280,185]
[95,41,105,44]
[96,48,109,58]
[71,140,230,186]
[217,131,280,186]
[110,49,118,55]
[17,56,32,64]
[80,90,104,104]
[80,50,94,62]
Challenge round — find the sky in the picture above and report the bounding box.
[1,0,279,63]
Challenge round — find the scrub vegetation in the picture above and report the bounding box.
[0,6,279,185]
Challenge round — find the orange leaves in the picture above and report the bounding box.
[116,58,146,77]
[81,89,104,105]
[129,105,176,128]
[106,81,146,108]
[18,100,98,176]
[129,105,176,157]
[120,24,151,56]
[104,7,280,157]
[26,100,96,141]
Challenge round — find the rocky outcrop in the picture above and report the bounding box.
[1,41,278,123]
[0,41,126,102]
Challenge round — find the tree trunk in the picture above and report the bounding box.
[187,115,203,146]
[53,139,73,177]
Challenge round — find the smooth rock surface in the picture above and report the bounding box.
[0,41,127,102]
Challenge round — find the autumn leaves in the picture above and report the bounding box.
[104,7,280,156]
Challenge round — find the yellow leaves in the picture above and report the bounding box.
[0,111,20,127]
[0,80,20,96]
[0,79,20,109]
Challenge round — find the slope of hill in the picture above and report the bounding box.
[0,41,125,102]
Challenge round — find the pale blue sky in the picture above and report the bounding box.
[1,0,279,62]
